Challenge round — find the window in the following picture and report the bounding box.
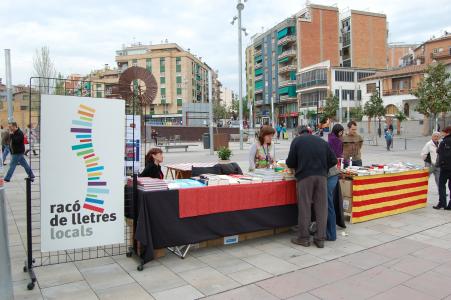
[176,65,181,72]
[132,59,137,67]
[96,83,101,88]
[160,58,165,72]
[177,88,182,95]
[298,69,328,88]
[160,88,166,96]
[366,83,377,94]
[335,89,339,98]
[357,90,362,101]
[357,72,375,80]
[96,91,102,98]
[146,58,152,71]
[334,70,354,82]
[22,95,28,100]
[176,76,182,84]
[161,99,166,105]
[177,99,183,106]
[341,89,355,100]
[392,77,411,91]
[160,77,165,84]
[177,110,183,114]
[299,90,327,107]
[20,105,28,111]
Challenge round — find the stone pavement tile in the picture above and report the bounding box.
[205,284,278,300]
[178,266,240,296]
[421,228,450,238]
[190,246,224,258]
[227,266,273,285]
[10,257,33,282]
[34,262,84,289]
[243,253,298,275]
[345,235,384,248]
[371,233,401,243]
[222,243,264,258]
[411,245,451,263]
[261,244,307,260]
[433,261,451,277]
[404,271,451,298]
[338,251,392,270]
[369,285,439,300]
[198,252,254,275]
[286,293,320,300]
[159,255,208,273]
[302,260,362,284]
[256,269,324,299]
[80,262,135,292]
[97,282,154,300]
[13,279,44,300]
[310,266,411,300]
[287,253,325,269]
[326,240,366,254]
[129,265,187,294]
[383,255,439,276]
[152,285,203,300]
[74,256,115,270]
[369,238,429,259]
[113,254,161,273]
[41,281,97,300]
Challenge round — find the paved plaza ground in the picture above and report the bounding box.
[5,133,451,299]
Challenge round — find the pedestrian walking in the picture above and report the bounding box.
[421,132,441,191]
[1,125,11,165]
[276,124,282,140]
[435,126,451,210]
[4,122,35,182]
[384,128,393,151]
[287,126,337,248]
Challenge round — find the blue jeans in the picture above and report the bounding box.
[327,175,339,241]
[2,145,10,163]
[4,154,34,181]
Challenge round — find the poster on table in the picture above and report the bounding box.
[40,95,125,252]
[125,115,141,176]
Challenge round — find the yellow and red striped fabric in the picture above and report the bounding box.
[351,170,429,223]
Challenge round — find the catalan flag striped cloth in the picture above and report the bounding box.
[351,169,429,223]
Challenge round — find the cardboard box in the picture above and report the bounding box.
[240,229,274,241]
[154,248,166,258]
[275,227,291,234]
[339,179,353,198]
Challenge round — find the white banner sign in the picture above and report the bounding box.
[40,95,125,252]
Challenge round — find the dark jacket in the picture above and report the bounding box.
[328,133,343,158]
[437,135,451,170]
[10,128,25,155]
[139,160,163,179]
[286,134,337,181]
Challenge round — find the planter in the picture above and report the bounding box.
[218,160,231,164]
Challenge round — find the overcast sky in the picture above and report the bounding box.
[1,0,450,91]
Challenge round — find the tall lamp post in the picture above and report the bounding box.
[231,0,248,150]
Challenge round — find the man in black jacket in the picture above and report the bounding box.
[435,126,451,210]
[4,122,35,182]
[286,126,337,248]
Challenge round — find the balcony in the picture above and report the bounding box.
[278,65,297,74]
[280,95,297,102]
[255,87,263,94]
[279,80,296,88]
[254,74,263,81]
[297,79,328,90]
[278,49,297,60]
[277,35,296,46]
[254,49,262,56]
[432,51,451,60]
[255,100,265,106]
[383,89,414,96]
[255,62,263,69]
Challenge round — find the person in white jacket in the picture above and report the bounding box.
[421,132,441,189]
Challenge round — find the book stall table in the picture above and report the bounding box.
[339,169,429,224]
[164,163,216,179]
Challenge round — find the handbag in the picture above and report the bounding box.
[424,153,432,164]
[24,135,29,145]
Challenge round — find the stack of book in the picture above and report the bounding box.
[135,178,169,192]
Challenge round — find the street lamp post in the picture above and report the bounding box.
[231,0,248,150]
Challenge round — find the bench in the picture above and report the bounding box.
[163,144,196,153]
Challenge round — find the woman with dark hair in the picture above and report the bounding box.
[249,125,275,171]
[140,148,164,179]
[325,123,344,241]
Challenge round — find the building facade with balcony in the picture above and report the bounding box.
[297,60,377,126]
[414,33,451,65]
[246,16,298,127]
[115,42,212,126]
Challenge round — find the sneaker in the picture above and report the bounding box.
[433,204,445,210]
[4,179,10,182]
[291,238,310,247]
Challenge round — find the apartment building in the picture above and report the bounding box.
[297,60,376,125]
[340,10,387,69]
[245,45,255,113]
[387,43,417,68]
[220,86,238,109]
[414,33,451,65]
[84,66,120,99]
[250,16,298,127]
[115,43,212,125]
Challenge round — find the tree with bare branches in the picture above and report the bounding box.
[33,46,57,93]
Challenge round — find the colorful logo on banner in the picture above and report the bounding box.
[70,104,109,213]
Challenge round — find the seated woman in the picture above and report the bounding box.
[249,125,275,171]
[140,148,164,179]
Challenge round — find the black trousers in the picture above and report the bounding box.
[438,169,451,207]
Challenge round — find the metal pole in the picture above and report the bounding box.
[237,0,244,150]
[4,49,14,122]
[208,71,214,155]
[339,87,342,124]
[249,99,253,129]
[346,93,350,124]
